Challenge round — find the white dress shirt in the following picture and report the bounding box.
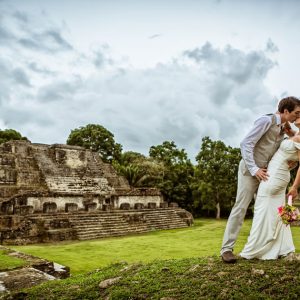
[240,114,281,176]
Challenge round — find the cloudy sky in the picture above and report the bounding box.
[1,0,300,160]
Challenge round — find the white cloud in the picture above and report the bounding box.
[0,2,283,161]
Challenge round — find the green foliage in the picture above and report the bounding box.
[0,129,28,144]
[192,136,242,218]
[149,141,194,209]
[0,249,26,270]
[149,141,189,165]
[113,151,165,187]
[66,124,122,163]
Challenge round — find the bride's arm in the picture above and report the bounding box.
[287,149,300,200]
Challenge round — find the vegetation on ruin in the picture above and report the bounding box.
[5,253,300,299]
[11,219,300,275]
[67,124,122,162]
[0,129,28,144]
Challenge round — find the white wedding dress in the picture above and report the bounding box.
[240,139,297,259]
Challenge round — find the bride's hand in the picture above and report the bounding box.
[287,186,298,200]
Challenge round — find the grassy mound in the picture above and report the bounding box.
[6,255,300,300]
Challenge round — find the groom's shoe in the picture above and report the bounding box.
[221,251,237,263]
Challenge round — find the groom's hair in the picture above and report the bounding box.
[278,96,300,113]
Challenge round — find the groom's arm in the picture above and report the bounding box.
[240,115,273,179]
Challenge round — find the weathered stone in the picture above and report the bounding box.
[169,202,178,208]
[134,203,144,210]
[0,246,70,293]
[43,202,57,213]
[65,203,78,212]
[13,205,34,215]
[160,202,168,208]
[251,268,265,276]
[0,141,193,245]
[84,202,97,212]
[99,276,121,289]
[175,210,194,226]
[120,203,131,210]
[148,202,157,209]
[102,204,112,211]
[283,253,300,261]
[187,264,199,273]
[0,267,56,293]
[0,202,14,214]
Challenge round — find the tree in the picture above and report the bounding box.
[149,141,188,165]
[192,136,241,219]
[67,124,122,163]
[149,141,194,210]
[113,151,165,187]
[0,129,28,144]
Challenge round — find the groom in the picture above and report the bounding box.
[221,96,300,263]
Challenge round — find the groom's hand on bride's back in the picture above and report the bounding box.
[255,168,269,181]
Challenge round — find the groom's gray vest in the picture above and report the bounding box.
[243,114,284,176]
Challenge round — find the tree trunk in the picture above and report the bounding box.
[216,202,221,219]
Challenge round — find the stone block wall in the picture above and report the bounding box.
[117,195,163,209]
[0,141,164,218]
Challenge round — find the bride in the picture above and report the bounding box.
[240,118,300,259]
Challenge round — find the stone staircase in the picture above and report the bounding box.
[69,209,189,240]
[13,208,191,243]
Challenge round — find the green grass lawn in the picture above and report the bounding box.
[11,218,300,275]
[0,249,27,270]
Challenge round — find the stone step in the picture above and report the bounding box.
[25,208,190,243]
[76,226,187,240]
[68,212,180,219]
[69,216,182,224]
[68,215,181,223]
[66,208,188,240]
[75,227,187,237]
[27,208,179,216]
[73,221,187,231]
[76,227,148,233]
[28,211,185,222]
[73,222,186,232]
[71,217,185,225]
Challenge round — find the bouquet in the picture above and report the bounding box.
[278,196,300,225]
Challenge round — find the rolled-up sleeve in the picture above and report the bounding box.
[240,116,273,176]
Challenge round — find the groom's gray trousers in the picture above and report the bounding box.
[221,160,260,254]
